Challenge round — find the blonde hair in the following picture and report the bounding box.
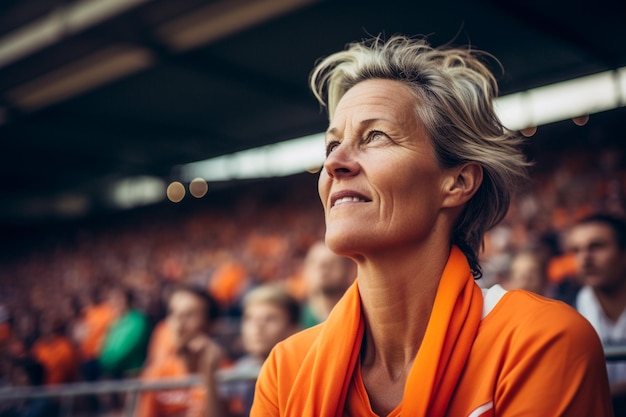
[243,284,301,325]
[310,35,529,277]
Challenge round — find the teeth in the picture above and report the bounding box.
[334,196,365,206]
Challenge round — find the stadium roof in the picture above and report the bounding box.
[1,0,625,224]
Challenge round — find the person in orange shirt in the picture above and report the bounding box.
[76,287,117,380]
[250,35,613,417]
[135,285,227,417]
[31,314,78,385]
[145,318,175,366]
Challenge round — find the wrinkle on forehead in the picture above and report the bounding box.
[327,79,421,136]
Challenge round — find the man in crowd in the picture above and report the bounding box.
[300,241,356,328]
[567,214,626,415]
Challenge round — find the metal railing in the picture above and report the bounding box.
[0,365,261,417]
[0,347,624,417]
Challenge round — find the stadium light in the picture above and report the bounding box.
[5,45,154,111]
[109,176,166,209]
[0,0,151,68]
[180,66,626,183]
[156,0,319,52]
[180,133,325,182]
[108,66,626,208]
[495,67,626,131]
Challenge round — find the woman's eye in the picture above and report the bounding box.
[326,141,340,156]
[366,130,386,143]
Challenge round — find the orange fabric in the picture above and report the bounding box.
[252,247,483,417]
[79,302,117,361]
[547,253,578,283]
[135,351,206,417]
[209,260,248,306]
[552,207,570,229]
[146,320,175,365]
[31,336,78,385]
[284,270,307,301]
[252,247,613,417]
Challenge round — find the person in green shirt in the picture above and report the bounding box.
[99,286,149,378]
[300,241,356,328]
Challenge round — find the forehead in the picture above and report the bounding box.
[569,222,617,245]
[330,79,419,126]
[169,291,205,313]
[512,253,540,268]
[245,301,287,317]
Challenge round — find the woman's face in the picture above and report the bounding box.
[318,79,450,259]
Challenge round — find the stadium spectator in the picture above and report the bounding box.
[221,284,301,416]
[567,214,626,416]
[75,286,117,383]
[501,249,550,296]
[136,285,227,417]
[99,286,150,378]
[299,241,355,328]
[30,313,78,385]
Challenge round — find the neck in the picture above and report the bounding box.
[594,281,626,322]
[357,242,450,378]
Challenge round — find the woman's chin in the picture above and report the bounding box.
[324,232,363,257]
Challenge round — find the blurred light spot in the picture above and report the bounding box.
[520,126,537,137]
[572,115,589,126]
[109,176,166,209]
[167,181,185,202]
[54,194,90,217]
[189,177,208,198]
[307,166,322,174]
[180,133,325,182]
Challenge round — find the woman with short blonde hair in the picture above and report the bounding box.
[251,35,612,417]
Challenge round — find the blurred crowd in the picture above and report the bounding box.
[0,143,625,416]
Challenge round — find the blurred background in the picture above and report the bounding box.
[0,0,625,415]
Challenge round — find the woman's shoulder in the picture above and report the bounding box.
[492,289,583,319]
[481,288,601,350]
[255,324,325,403]
[271,323,324,361]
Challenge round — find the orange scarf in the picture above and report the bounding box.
[284,246,483,416]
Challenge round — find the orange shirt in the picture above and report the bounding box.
[146,320,175,366]
[547,253,578,284]
[135,351,206,417]
[79,302,117,361]
[209,260,249,307]
[252,287,613,417]
[31,335,78,385]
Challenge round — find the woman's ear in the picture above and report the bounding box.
[441,163,483,209]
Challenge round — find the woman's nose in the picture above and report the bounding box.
[323,142,360,178]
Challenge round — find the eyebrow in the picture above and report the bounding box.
[325,118,392,139]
